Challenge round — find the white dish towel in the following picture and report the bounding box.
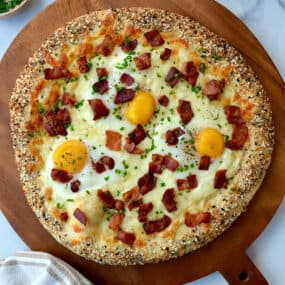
[0,251,93,285]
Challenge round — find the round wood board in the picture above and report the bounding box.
[0,0,284,284]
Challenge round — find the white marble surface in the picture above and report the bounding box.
[0,1,285,284]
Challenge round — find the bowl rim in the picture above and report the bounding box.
[0,0,30,17]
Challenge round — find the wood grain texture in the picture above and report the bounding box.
[0,0,284,284]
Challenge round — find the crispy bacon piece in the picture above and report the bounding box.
[162,188,177,213]
[100,156,115,169]
[44,67,72,82]
[165,67,182,88]
[51,169,73,183]
[177,100,194,125]
[177,174,198,191]
[198,155,211,170]
[224,105,245,125]
[124,138,144,154]
[97,189,115,208]
[92,160,106,174]
[96,67,108,78]
[202,79,225,101]
[143,215,171,234]
[77,56,90,73]
[114,88,135,104]
[138,172,157,195]
[214,169,227,189]
[71,180,80,192]
[160,48,171,61]
[183,61,199,86]
[105,130,122,151]
[149,154,164,174]
[115,200,125,211]
[116,230,136,246]
[184,212,211,227]
[120,73,135,86]
[96,34,115,56]
[158,95,169,106]
[165,127,185,145]
[144,30,165,47]
[134,52,151,70]
[109,213,125,231]
[93,79,109,95]
[122,187,142,211]
[227,124,248,150]
[121,39,138,52]
[44,108,71,137]
[88,99,109,120]
[73,208,87,226]
[138,202,153,223]
[62,92,76,106]
[128,124,146,145]
[163,155,179,171]
[60,212,68,222]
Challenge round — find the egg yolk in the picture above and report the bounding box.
[53,140,87,174]
[195,128,225,158]
[125,90,155,124]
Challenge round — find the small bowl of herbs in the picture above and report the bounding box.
[0,0,30,17]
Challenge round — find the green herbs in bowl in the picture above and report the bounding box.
[0,0,29,16]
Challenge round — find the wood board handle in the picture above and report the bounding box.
[219,253,268,285]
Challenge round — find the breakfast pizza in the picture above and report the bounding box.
[10,8,274,265]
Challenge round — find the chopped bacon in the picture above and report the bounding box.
[184,212,211,227]
[138,172,157,195]
[143,215,171,234]
[121,39,138,52]
[177,100,194,125]
[109,213,125,231]
[227,124,248,150]
[105,130,122,151]
[44,108,71,136]
[96,67,108,78]
[138,202,153,223]
[44,67,72,82]
[149,154,164,174]
[158,95,169,106]
[202,79,225,101]
[177,174,198,191]
[71,180,80,192]
[162,188,177,212]
[144,30,165,47]
[166,127,185,145]
[88,99,109,120]
[92,160,106,173]
[116,230,136,246]
[165,67,182,88]
[183,61,199,87]
[60,212,68,222]
[73,208,87,226]
[100,156,115,169]
[51,169,73,183]
[198,155,211,170]
[224,105,245,125]
[93,79,109,95]
[124,138,143,154]
[128,124,146,145]
[214,169,227,189]
[122,187,142,211]
[120,73,134,86]
[97,189,115,208]
[160,48,171,61]
[114,88,135,104]
[77,56,90,73]
[62,92,76,106]
[96,34,115,56]
[115,200,125,211]
[134,53,151,70]
[163,155,179,171]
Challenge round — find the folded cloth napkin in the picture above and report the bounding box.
[0,251,93,285]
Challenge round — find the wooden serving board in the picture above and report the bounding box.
[0,0,285,284]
